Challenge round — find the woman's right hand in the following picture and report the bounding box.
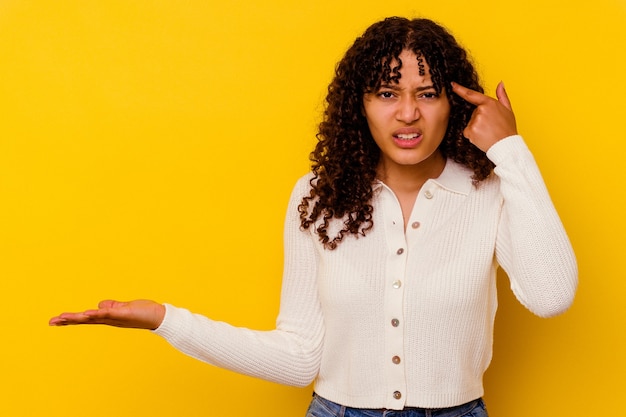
[49,299,166,330]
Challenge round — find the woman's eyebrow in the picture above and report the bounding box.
[379,83,436,92]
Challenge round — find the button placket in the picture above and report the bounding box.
[386,233,407,408]
[380,185,409,408]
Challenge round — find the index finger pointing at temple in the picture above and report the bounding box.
[451,82,489,106]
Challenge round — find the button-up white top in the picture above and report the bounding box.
[154,135,578,409]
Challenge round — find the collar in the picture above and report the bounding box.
[373,159,474,196]
[430,159,474,195]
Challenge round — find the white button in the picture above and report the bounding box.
[392,280,402,289]
[396,248,404,255]
[411,221,420,229]
[424,190,433,199]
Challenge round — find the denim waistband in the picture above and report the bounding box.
[309,393,485,417]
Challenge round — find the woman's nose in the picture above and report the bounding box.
[396,97,420,123]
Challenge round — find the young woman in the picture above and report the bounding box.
[50,17,578,417]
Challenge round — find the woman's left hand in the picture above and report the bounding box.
[451,81,517,152]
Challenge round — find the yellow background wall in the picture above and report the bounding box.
[1,1,624,416]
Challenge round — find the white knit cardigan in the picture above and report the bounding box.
[154,135,578,409]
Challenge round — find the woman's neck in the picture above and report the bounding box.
[376,151,446,195]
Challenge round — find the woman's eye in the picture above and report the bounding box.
[378,91,395,99]
[420,92,438,99]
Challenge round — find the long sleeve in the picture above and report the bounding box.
[153,176,324,387]
[488,135,578,317]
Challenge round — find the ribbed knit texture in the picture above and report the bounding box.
[153,135,577,409]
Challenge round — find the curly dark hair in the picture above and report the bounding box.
[299,17,494,250]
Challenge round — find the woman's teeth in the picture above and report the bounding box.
[396,133,419,140]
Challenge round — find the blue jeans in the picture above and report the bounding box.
[305,394,488,417]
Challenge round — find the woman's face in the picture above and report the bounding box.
[363,50,450,174]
